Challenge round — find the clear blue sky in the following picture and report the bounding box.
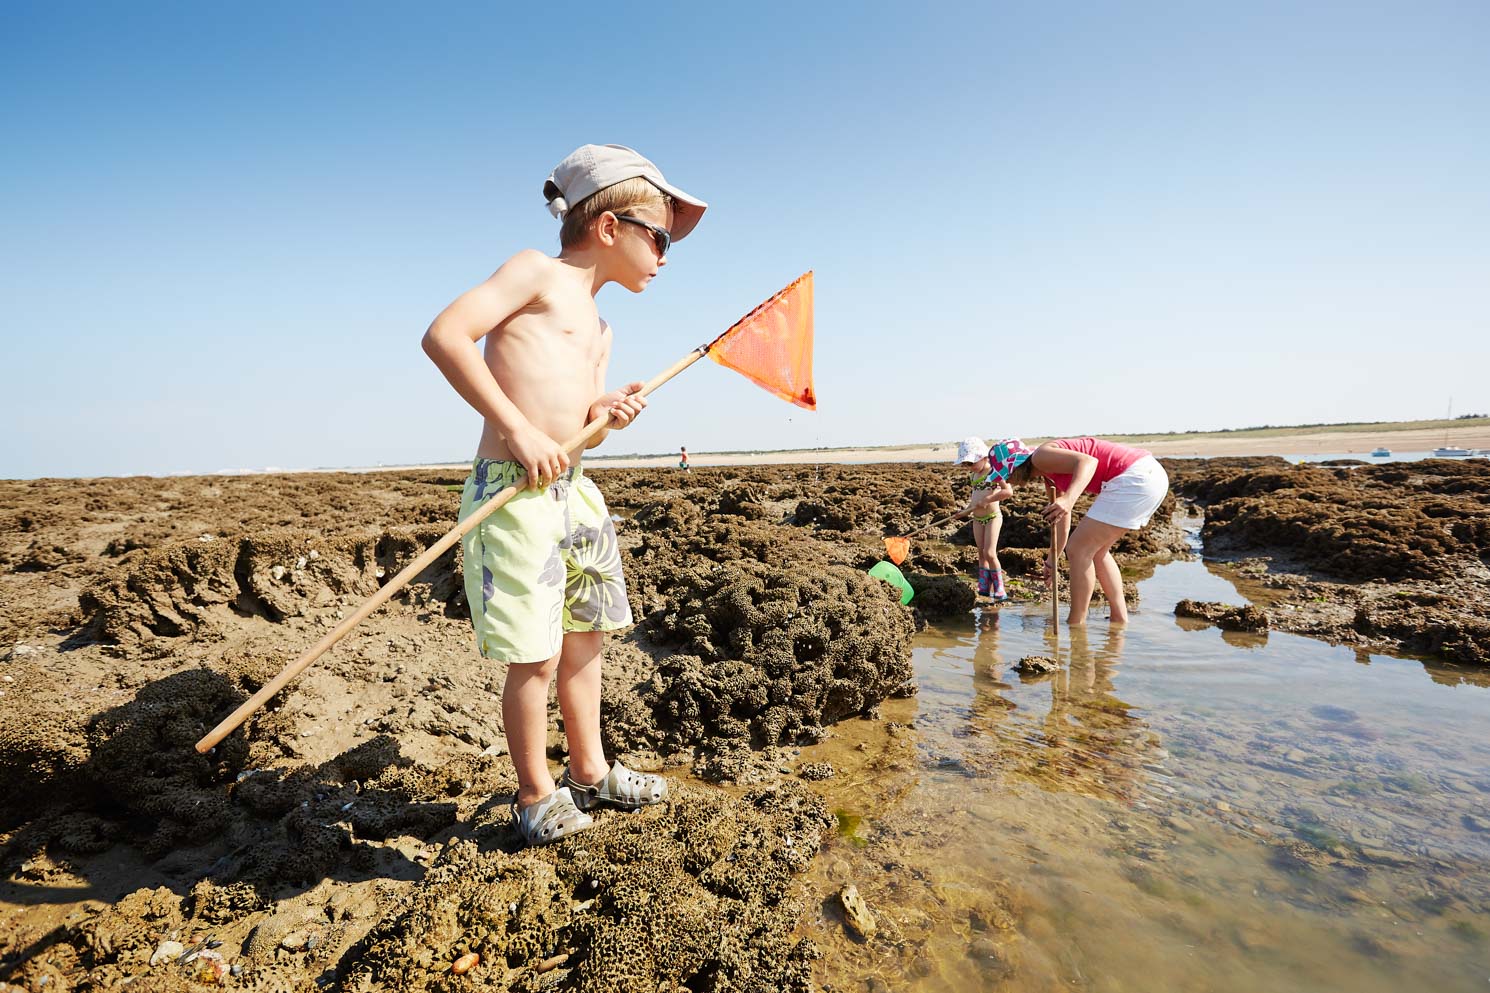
[3,1,1487,478]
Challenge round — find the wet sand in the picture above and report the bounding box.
[1,458,1485,990]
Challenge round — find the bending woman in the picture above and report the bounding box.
[974,438,1169,626]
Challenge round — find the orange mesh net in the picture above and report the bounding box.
[884,537,910,565]
[707,271,816,410]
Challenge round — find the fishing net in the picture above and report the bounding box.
[706,271,816,410]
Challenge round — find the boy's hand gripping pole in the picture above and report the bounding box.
[194,347,710,754]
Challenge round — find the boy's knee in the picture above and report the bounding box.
[505,656,560,688]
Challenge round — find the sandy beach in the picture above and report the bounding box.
[582,423,1490,469]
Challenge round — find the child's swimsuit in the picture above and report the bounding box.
[968,471,1003,524]
[458,458,633,663]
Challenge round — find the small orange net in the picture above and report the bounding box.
[707,271,816,410]
[883,536,910,565]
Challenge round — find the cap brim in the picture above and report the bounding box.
[651,181,707,242]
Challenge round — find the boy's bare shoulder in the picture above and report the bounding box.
[492,247,562,286]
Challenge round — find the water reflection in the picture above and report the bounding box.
[962,618,1165,809]
[791,553,1490,993]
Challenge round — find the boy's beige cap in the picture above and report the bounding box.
[543,144,707,242]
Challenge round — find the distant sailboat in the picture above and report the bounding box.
[1433,399,1471,457]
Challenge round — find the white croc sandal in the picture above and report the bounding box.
[562,760,669,812]
[511,786,593,846]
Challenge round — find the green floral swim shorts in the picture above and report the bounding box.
[458,458,633,663]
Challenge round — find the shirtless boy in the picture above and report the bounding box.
[421,144,706,844]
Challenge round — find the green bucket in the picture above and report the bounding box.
[867,560,914,605]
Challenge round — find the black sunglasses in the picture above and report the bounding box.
[615,214,671,257]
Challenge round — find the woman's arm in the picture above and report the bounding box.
[1030,443,1097,525]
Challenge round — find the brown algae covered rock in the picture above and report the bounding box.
[905,573,978,616]
[79,524,460,656]
[1169,457,1490,664]
[1174,599,1270,632]
[1014,656,1060,675]
[348,780,830,993]
[609,559,914,773]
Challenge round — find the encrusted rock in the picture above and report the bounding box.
[1175,599,1269,632]
[1014,655,1059,675]
[839,883,877,940]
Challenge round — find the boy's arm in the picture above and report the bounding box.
[583,324,646,450]
[1031,444,1097,525]
[421,250,570,487]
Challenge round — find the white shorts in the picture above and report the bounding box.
[1084,456,1169,530]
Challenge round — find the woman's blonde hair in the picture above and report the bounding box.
[560,178,671,249]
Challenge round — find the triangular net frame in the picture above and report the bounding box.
[705,271,816,410]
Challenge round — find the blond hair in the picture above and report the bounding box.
[560,178,671,249]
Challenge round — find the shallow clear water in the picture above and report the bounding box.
[797,531,1490,991]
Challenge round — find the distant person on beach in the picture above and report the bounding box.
[969,437,1169,626]
[422,144,704,845]
[679,445,690,470]
[954,436,1013,600]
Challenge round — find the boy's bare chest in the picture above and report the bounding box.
[503,306,606,361]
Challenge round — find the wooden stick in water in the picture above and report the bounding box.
[1045,480,1060,629]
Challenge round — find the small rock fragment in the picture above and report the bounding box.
[452,952,479,974]
[191,950,228,983]
[150,940,185,967]
[1014,655,1058,674]
[839,883,877,940]
[536,952,569,973]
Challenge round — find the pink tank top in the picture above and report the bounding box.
[1044,438,1152,496]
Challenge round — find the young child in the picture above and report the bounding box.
[421,144,706,845]
[969,437,1169,626]
[955,436,1013,600]
[679,445,690,471]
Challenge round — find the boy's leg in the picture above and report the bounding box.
[552,476,667,810]
[458,458,570,812]
[503,652,562,809]
[556,630,610,786]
